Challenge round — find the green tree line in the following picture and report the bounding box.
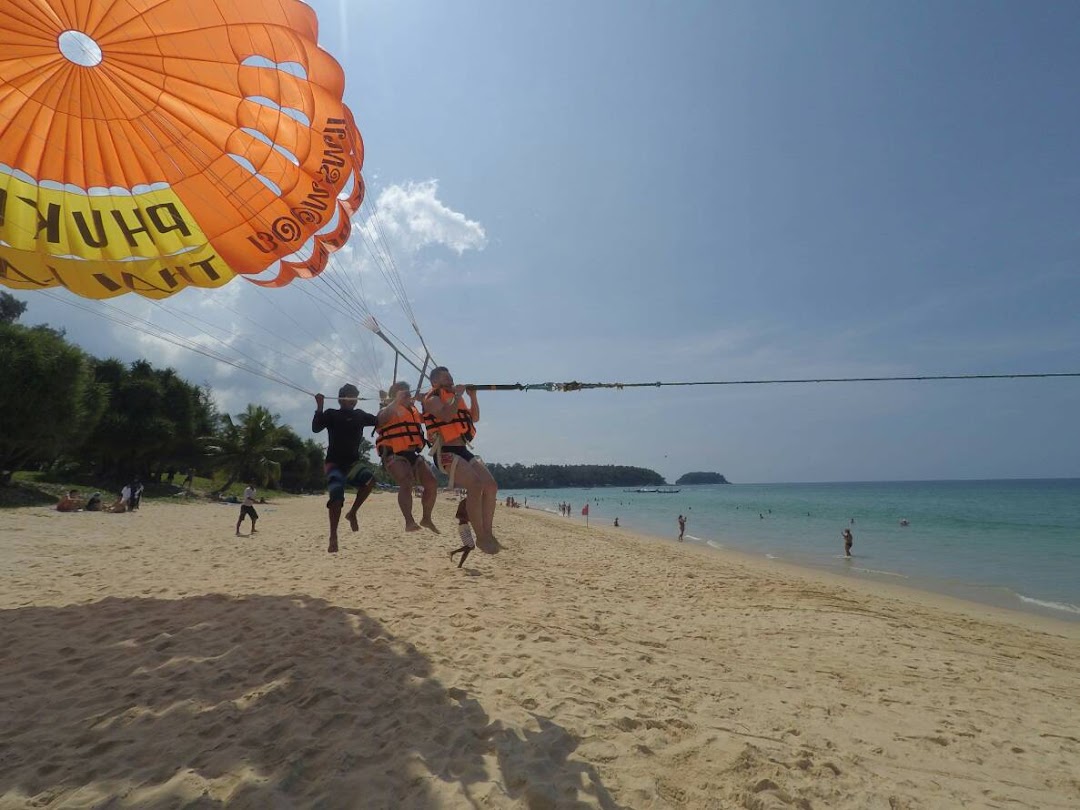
[0,293,343,493]
[486,463,665,489]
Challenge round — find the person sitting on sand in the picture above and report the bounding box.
[422,366,498,554]
[236,484,259,536]
[312,384,378,554]
[56,490,83,512]
[129,478,144,511]
[84,492,103,512]
[842,528,854,557]
[449,497,475,568]
[104,493,128,513]
[376,381,439,535]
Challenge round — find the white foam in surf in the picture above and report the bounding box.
[704,539,724,550]
[852,567,908,578]
[1017,595,1080,615]
[684,534,702,542]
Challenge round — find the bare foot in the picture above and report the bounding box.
[251,529,258,534]
[346,512,359,532]
[328,534,339,553]
[405,522,421,533]
[475,533,500,555]
[419,519,440,534]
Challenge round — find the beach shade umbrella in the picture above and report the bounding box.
[0,0,364,300]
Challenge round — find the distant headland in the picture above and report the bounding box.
[675,472,731,485]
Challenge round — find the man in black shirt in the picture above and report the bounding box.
[312,384,378,553]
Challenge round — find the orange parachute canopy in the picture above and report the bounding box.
[0,0,364,299]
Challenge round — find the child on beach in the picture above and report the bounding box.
[449,498,475,568]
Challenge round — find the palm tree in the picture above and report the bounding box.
[204,405,292,493]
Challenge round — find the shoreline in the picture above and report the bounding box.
[3,495,1079,807]
[518,503,1080,638]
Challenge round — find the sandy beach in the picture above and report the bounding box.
[1,494,1078,809]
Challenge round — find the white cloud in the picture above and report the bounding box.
[361,180,488,256]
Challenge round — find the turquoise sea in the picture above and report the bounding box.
[502,479,1080,621]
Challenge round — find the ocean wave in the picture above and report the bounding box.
[704,539,724,550]
[1016,595,1080,615]
[852,567,908,578]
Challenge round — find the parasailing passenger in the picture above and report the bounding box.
[376,381,440,534]
[312,385,378,554]
[422,367,499,553]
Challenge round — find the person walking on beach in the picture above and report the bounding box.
[376,381,439,534]
[312,384,378,553]
[449,497,475,568]
[677,514,686,540]
[236,484,259,536]
[422,366,499,553]
[842,528,854,557]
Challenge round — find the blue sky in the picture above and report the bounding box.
[11,1,1080,482]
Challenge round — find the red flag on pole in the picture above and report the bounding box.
[581,504,589,516]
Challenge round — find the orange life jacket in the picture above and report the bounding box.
[422,388,475,444]
[375,404,426,453]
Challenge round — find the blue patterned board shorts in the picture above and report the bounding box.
[325,461,375,505]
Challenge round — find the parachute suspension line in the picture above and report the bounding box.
[416,352,431,394]
[40,291,316,396]
[0,143,340,393]
[0,72,425,395]
[348,250,390,385]
[149,298,359,388]
[365,321,428,378]
[463,372,1080,393]
[244,285,376,385]
[361,195,434,356]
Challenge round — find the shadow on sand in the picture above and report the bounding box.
[0,594,622,809]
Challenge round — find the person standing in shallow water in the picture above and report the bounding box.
[312,384,378,553]
[842,528,854,557]
[677,514,686,540]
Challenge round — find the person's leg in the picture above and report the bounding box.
[446,461,496,553]
[328,503,342,551]
[457,546,471,568]
[250,508,258,533]
[345,473,375,532]
[235,509,243,535]
[386,456,420,530]
[472,460,498,542]
[415,460,439,532]
[326,468,346,552]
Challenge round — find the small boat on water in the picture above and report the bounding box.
[623,487,681,494]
